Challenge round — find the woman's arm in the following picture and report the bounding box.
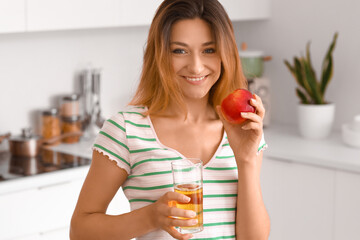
[217,94,270,240]
[70,150,197,240]
[235,152,270,240]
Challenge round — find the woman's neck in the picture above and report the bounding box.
[160,96,218,123]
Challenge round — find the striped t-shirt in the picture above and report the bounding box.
[93,106,267,240]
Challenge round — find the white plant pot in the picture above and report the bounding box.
[298,103,335,139]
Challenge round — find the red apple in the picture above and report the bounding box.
[221,89,255,124]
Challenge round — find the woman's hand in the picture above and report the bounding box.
[217,94,265,163]
[150,191,198,240]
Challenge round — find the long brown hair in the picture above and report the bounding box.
[129,0,247,115]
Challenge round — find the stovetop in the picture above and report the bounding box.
[0,148,91,182]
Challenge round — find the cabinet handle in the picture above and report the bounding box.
[38,181,71,190]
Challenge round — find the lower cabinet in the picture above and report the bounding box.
[333,171,360,239]
[0,179,84,240]
[0,172,131,240]
[261,156,360,240]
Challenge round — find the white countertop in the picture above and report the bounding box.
[1,124,360,195]
[264,123,360,173]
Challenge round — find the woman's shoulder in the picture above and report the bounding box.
[107,105,148,127]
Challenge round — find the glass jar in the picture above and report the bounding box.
[61,116,82,144]
[60,94,80,117]
[42,108,61,145]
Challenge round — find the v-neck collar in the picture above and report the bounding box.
[146,113,227,168]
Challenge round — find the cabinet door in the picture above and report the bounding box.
[0,0,26,33]
[27,0,122,31]
[219,0,270,21]
[36,179,84,233]
[118,0,163,26]
[261,157,335,240]
[334,171,360,240]
[0,188,42,240]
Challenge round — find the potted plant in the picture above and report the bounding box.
[284,32,339,139]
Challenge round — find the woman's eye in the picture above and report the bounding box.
[172,49,187,54]
[203,48,216,54]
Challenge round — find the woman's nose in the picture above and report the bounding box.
[187,54,205,74]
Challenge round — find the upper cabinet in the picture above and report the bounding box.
[27,0,123,31]
[219,0,270,21]
[1,0,270,34]
[0,0,26,33]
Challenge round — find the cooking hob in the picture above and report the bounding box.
[0,148,91,182]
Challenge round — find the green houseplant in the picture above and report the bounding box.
[284,32,338,104]
[284,32,339,139]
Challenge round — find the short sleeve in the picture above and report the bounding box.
[257,133,268,154]
[92,113,131,174]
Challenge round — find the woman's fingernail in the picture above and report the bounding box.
[184,196,191,202]
[191,219,198,225]
[188,211,196,218]
[251,98,256,104]
[241,112,247,117]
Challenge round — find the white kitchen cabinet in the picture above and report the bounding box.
[118,0,163,27]
[261,156,335,240]
[0,179,83,240]
[0,0,26,33]
[219,0,271,21]
[334,171,360,240]
[27,0,123,31]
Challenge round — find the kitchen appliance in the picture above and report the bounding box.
[239,42,271,79]
[79,67,104,139]
[247,78,271,127]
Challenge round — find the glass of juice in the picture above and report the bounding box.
[171,158,203,234]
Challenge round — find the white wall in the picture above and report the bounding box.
[233,0,360,129]
[1,0,360,136]
[0,26,148,134]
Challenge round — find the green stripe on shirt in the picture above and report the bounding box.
[203,208,236,212]
[205,167,237,171]
[129,147,167,154]
[126,135,156,141]
[128,199,156,203]
[203,221,235,227]
[123,184,173,191]
[204,194,237,198]
[204,180,238,184]
[192,235,235,240]
[107,119,125,132]
[120,111,145,117]
[125,120,151,128]
[215,155,234,159]
[93,144,130,167]
[99,131,129,151]
[128,170,172,179]
[131,156,182,169]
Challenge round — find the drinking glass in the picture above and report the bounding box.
[171,158,203,234]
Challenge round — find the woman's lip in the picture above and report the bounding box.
[183,75,208,84]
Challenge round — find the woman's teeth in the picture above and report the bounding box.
[186,76,206,82]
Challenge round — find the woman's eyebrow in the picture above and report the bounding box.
[170,41,215,47]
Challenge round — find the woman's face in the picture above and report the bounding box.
[170,18,221,101]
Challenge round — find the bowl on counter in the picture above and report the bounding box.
[342,115,360,148]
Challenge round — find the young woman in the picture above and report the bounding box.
[70,0,270,239]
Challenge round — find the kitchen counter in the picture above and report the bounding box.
[264,123,360,173]
[1,123,360,195]
[0,139,94,195]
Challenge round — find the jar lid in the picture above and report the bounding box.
[10,128,41,142]
[63,94,80,101]
[62,115,81,122]
[42,108,59,116]
[238,50,264,58]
